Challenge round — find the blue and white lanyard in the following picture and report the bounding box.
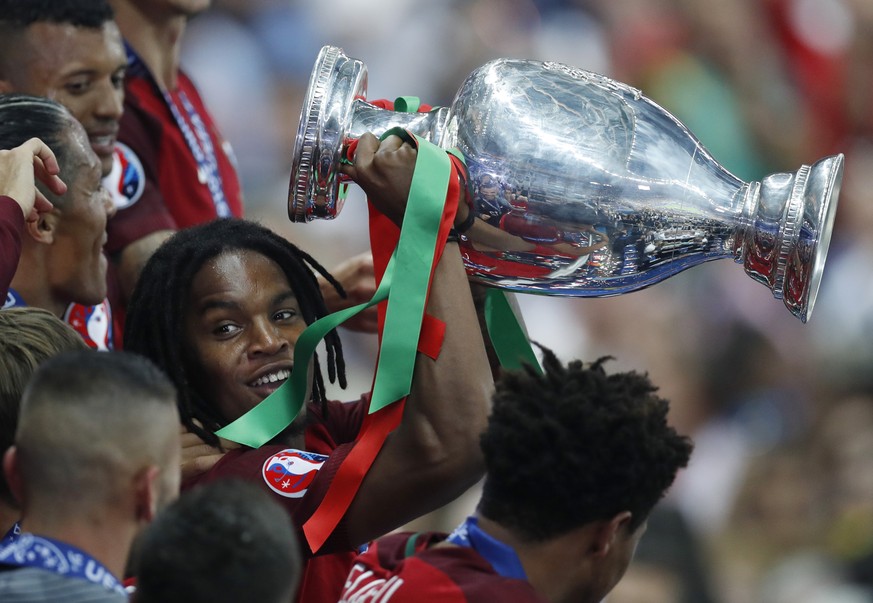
[162,88,232,218]
[446,516,527,580]
[0,522,20,546]
[0,532,126,596]
[126,44,232,218]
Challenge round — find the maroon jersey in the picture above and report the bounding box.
[0,196,23,302]
[340,532,545,603]
[105,48,243,257]
[184,399,367,603]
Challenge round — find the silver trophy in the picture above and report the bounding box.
[289,45,842,322]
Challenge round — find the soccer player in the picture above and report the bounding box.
[340,347,694,603]
[124,133,492,603]
[0,350,180,601]
[1,95,117,351]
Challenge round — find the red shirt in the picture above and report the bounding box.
[105,56,243,257]
[0,196,23,303]
[184,399,366,603]
[341,532,545,603]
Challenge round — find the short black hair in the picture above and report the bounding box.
[479,346,693,541]
[0,94,76,206]
[0,0,114,29]
[133,480,301,603]
[124,218,346,447]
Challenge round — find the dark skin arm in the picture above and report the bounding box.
[338,133,493,545]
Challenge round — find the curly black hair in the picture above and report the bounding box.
[124,218,346,448]
[0,0,113,29]
[479,346,693,541]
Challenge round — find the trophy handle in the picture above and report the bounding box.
[288,46,367,223]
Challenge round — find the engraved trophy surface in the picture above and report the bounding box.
[289,45,843,322]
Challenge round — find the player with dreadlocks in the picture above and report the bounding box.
[125,132,494,603]
[125,217,344,446]
[341,345,694,603]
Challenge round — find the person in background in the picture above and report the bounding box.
[0,138,65,301]
[0,350,181,602]
[340,346,693,603]
[0,0,128,350]
[131,479,301,603]
[0,308,88,543]
[1,95,117,353]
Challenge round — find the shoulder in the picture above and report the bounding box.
[0,567,126,602]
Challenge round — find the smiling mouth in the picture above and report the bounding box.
[248,368,291,387]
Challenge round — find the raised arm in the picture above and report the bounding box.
[340,133,494,545]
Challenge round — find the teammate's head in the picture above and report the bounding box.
[125,218,345,447]
[4,350,180,524]
[0,307,87,508]
[0,0,125,175]
[133,479,301,603]
[1,94,116,310]
[478,346,693,601]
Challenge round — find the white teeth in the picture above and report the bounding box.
[249,369,291,387]
[90,135,114,146]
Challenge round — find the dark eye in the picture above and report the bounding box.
[64,78,91,95]
[274,309,298,322]
[213,322,241,337]
[111,70,125,89]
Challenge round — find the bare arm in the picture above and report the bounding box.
[339,133,493,544]
[117,230,175,303]
[318,251,379,333]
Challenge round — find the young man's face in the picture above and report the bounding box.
[183,249,307,425]
[0,21,126,176]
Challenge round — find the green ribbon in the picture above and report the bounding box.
[217,122,451,444]
[217,96,538,446]
[484,289,542,374]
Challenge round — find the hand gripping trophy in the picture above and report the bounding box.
[288,46,843,322]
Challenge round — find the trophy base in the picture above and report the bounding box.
[743,153,843,323]
[288,46,367,222]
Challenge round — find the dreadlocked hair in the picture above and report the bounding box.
[479,345,693,542]
[124,218,346,448]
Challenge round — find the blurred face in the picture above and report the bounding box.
[1,21,126,175]
[184,250,306,424]
[46,120,116,307]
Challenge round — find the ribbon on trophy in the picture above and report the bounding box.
[217,99,538,553]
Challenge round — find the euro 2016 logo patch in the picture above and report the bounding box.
[262,449,328,498]
[104,143,145,211]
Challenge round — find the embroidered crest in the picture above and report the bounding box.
[104,143,145,210]
[262,449,327,499]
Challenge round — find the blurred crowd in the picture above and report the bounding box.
[177,1,873,602]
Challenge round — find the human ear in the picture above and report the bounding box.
[133,465,160,523]
[24,211,56,245]
[3,446,24,506]
[590,511,633,557]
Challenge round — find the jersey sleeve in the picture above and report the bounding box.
[0,196,24,301]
